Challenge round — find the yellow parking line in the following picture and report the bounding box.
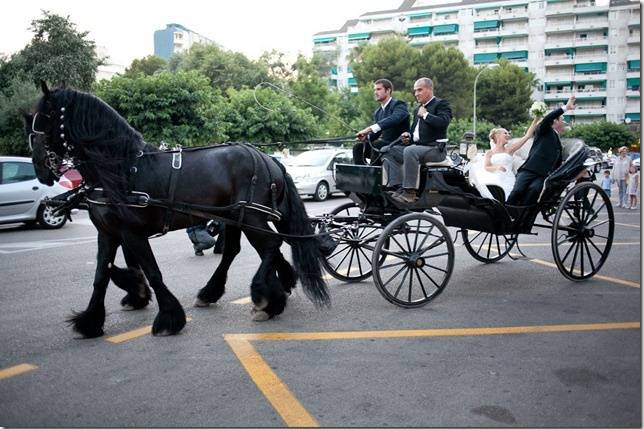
[106,317,192,344]
[0,363,38,380]
[225,336,319,427]
[225,321,639,426]
[529,258,640,288]
[227,321,640,342]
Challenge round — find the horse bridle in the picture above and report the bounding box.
[30,107,77,179]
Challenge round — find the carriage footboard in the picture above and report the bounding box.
[438,195,514,235]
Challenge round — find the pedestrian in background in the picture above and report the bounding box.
[627,165,639,209]
[601,169,613,198]
[611,146,632,208]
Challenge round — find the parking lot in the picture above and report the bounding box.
[0,197,640,427]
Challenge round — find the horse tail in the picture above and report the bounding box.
[275,161,330,308]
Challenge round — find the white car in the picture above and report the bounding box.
[0,156,73,228]
[286,149,353,201]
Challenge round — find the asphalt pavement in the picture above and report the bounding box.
[0,194,640,427]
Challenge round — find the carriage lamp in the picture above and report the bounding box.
[460,131,475,160]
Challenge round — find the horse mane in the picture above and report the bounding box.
[50,88,151,210]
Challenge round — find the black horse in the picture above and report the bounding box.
[28,82,329,338]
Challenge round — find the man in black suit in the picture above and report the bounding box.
[353,79,409,165]
[506,96,576,206]
[385,77,452,204]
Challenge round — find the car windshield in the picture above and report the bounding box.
[291,150,334,167]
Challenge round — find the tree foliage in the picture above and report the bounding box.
[447,118,496,148]
[94,71,230,146]
[168,43,272,91]
[124,55,167,77]
[476,59,537,129]
[418,43,475,119]
[223,87,319,143]
[350,36,420,97]
[566,121,638,152]
[0,78,40,155]
[8,11,103,91]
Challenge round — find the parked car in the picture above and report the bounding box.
[0,156,77,228]
[586,147,604,172]
[286,148,353,201]
[633,157,640,170]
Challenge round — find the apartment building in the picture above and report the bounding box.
[312,0,641,124]
[154,23,216,60]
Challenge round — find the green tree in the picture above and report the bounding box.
[9,11,103,91]
[418,43,476,119]
[168,43,272,91]
[476,59,537,128]
[223,87,318,143]
[349,36,420,96]
[94,71,230,146]
[0,77,40,155]
[124,55,167,77]
[567,121,637,151]
[447,117,496,148]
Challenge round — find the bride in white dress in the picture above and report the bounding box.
[471,118,538,201]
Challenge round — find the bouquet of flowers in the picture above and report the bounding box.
[529,101,548,119]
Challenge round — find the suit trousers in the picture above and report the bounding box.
[383,144,446,189]
[506,169,546,206]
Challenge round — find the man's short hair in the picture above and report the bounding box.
[374,79,393,92]
[416,77,434,89]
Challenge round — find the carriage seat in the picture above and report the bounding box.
[424,140,454,168]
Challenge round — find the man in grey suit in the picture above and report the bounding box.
[384,77,452,204]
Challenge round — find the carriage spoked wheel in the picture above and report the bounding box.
[320,202,384,282]
[461,229,515,263]
[372,213,454,308]
[551,182,614,281]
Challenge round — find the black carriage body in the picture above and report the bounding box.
[334,163,534,235]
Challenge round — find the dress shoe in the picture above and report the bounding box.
[390,189,418,204]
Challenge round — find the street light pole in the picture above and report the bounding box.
[473,69,484,141]
[472,64,498,142]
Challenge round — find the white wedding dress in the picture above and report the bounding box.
[470,152,516,201]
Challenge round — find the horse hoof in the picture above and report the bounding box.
[252,310,270,322]
[153,330,173,337]
[193,297,210,307]
[121,304,135,311]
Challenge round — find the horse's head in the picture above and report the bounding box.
[29,81,77,185]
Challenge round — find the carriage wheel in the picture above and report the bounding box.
[320,202,383,282]
[372,213,454,308]
[551,182,614,281]
[461,229,515,263]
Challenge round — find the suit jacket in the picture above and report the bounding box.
[519,107,564,176]
[370,98,410,144]
[410,97,452,146]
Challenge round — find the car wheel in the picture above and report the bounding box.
[314,181,330,201]
[37,205,67,229]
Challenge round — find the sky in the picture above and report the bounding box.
[0,0,403,67]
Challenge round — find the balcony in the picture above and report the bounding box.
[626,89,641,98]
[575,88,607,98]
[545,22,575,33]
[572,3,609,15]
[499,8,529,20]
[573,20,608,32]
[545,2,575,17]
[498,26,529,37]
[567,106,607,115]
[474,44,500,53]
[473,27,500,38]
[627,34,640,45]
[433,32,460,42]
[573,72,607,82]
[545,55,575,66]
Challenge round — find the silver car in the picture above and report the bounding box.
[286,149,353,201]
[0,156,71,228]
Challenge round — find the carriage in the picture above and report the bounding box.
[313,139,615,308]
